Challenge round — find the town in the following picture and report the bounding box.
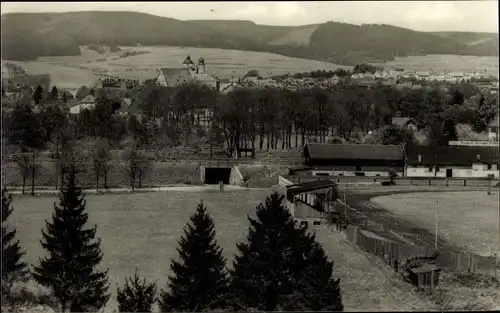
[2,3,500,313]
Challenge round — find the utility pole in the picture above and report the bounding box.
[435,200,439,250]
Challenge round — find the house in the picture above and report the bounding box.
[119,98,132,115]
[405,145,499,178]
[415,72,430,80]
[391,117,418,132]
[156,68,193,87]
[69,94,96,115]
[284,179,338,224]
[303,143,406,177]
[156,56,220,90]
[487,114,499,141]
[219,81,244,94]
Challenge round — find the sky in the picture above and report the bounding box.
[1,1,498,33]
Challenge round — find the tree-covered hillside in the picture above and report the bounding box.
[1,12,497,64]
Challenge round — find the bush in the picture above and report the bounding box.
[117,269,157,313]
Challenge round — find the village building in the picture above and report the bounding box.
[284,179,338,226]
[405,145,499,178]
[155,55,220,90]
[391,117,419,132]
[303,143,405,177]
[415,71,430,81]
[487,113,499,141]
[69,94,96,115]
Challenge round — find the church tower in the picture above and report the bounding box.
[198,57,206,74]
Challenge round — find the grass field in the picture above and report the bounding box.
[4,161,203,189]
[9,189,439,311]
[10,47,499,90]
[370,54,499,76]
[11,45,350,89]
[371,191,500,256]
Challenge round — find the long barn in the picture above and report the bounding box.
[303,143,405,177]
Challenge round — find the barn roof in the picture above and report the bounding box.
[160,68,193,87]
[304,143,404,162]
[406,145,500,166]
[286,179,337,196]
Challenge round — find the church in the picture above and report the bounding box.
[155,55,220,90]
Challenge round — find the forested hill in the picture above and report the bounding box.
[1,11,498,64]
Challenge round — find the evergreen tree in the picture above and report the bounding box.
[230,192,343,311]
[1,187,29,284]
[442,119,458,144]
[117,269,157,313]
[159,201,229,312]
[33,85,43,105]
[32,168,110,312]
[50,86,59,100]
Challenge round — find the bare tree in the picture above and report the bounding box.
[121,142,152,191]
[90,139,112,191]
[13,154,30,194]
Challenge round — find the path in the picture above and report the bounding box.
[338,189,478,253]
[7,184,270,196]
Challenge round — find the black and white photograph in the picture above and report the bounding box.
[1,1,499,312]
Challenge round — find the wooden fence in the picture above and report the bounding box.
[282,175,496,187]
[342,225,498,277]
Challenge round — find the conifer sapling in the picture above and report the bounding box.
[159,201,230,312]
[117,269,157,313]
[1,187,29,289]
[32,168,110,312]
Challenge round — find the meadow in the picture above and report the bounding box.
[14,45,351,89]
[371,191,500,256]
[370,54,499,76]
[10,189,436,311]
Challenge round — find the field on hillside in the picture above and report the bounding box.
[9,189,438,311]
[12,45,352,89]
[371,191,500,256]
[370,54,499,76]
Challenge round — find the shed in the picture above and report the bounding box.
[407,264,441,289]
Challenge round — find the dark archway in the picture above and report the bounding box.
[204,167,231,185]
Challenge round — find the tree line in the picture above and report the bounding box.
[1,168,343,312]
[3,81,498,179]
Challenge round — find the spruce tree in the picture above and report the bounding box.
[230,192,343,311]
[1,187,29,284]
[159,201,229,312]
[32,168,110,312]
[50,86,59,101]
[117,269,157,313]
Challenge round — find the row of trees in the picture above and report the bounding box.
[1,169,343,312]
[4,80,498,162]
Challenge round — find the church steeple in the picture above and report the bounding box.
[183,55,194,67]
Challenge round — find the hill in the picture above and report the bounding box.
[1,11,498,65]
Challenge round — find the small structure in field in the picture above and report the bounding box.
[407,264,441,289]
[285,179,338,227]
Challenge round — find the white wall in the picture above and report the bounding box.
[156,74,167,87]
[312,170,403,177]
[406,165,499,178]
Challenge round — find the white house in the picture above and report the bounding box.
[405,146,499,179]
[69,94,96,115]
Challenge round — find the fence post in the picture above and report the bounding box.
[464,179,466,187]
[429,179,431,186]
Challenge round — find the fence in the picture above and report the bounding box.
[281,175,496,187]
[342,225,498,277]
